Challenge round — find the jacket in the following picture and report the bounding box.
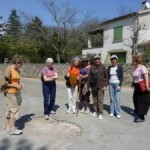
[88,63,108,89]
[107,65,123,86]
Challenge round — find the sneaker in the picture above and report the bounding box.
[92,112,97,117]
[80,108,85,113]
[134,116,145,123]
[116,115,121,119]
[72,107,76,114]
[98,114,103,120]
[45,115,49,120]
[50,110,56,114]
[9,128,22,135]
[110,113,114,117]
[66,107,72,114]
[5,128,11,134]
[85,109,89,114]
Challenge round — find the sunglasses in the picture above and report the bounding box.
[15,61,21,64]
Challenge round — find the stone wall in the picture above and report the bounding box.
[1,63,149,86]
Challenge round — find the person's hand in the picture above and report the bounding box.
[102,86,107,91]
[146,86,150,92]
[20,83,23,87]
[88,88,92,92]
[117,86,121,91]
[15,84,22,90]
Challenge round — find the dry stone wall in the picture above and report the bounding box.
[1,63,149,86]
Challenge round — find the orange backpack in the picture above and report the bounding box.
[69,74,78,87]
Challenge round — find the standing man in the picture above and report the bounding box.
[107,55,123,119]
[88,55,108,120]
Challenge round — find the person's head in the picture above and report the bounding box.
[110,55,118,66]
[81,55,89,67]
[93,55,101,65]
[46,58,54,68]
[11,56,23,69]
[72,57,80,67]
[132,55,142,67]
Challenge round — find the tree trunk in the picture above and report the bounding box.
[57,52,60,64]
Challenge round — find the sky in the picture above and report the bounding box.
[0,0,148,25]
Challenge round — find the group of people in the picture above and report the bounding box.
[2,54,150,135]
[65,54,123,120]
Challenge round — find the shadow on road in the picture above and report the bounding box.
[0,138,48,150]
[103,104,134,117]
[16,113,35,130]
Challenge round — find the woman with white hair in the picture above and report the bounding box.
[65,57,80,114]
[41,58,58,120]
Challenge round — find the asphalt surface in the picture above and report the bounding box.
[0,78,150,150]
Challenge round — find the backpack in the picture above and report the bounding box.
[0,66,11,95]
[69,74,78,87]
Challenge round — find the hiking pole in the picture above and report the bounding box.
[97,89,99,117]
[76,78,81,117]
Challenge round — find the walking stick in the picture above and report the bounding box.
[76,78,81,117]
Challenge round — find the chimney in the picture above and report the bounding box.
[142,1,150,10]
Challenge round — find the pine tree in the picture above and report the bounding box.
[7,9,22,35]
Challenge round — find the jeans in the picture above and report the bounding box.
[42,81,56,115]
[109,82,121,115]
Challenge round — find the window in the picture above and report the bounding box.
[113,26,123,43]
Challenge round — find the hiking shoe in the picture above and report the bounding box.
[9,128,22,135]
[92,112,97,117]
[45,115,49,120]
[50,111,56,114]
[98,114,103,120]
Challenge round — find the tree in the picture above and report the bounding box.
[24,16,50,62]
[40,0,79,63]
[124,13,148,55]
[7,9,22,35]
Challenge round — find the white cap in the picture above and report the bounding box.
[110,55,118,60]
[46,58,53,63]
[94,55,101,59]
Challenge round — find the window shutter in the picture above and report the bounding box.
[114,26,123,42]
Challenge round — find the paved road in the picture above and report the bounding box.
[0,78,150,150]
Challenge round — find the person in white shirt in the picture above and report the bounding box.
[107,55,123,119]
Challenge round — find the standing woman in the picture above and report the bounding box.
[5,56,23,135]
[41,58,58,120]
[65,57,80,114]
[107,55,123,119]
[79,55,91,114]
[132,55,150,122]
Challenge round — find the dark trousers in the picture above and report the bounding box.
[42,81,56,115]
[133,83,140,114]
[92,89,104,114]
[133,83,150,117]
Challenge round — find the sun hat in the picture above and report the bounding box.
[94,55,101,59]
[46,58,53,64]
[81,55,89,61]
[110,55,118,60]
